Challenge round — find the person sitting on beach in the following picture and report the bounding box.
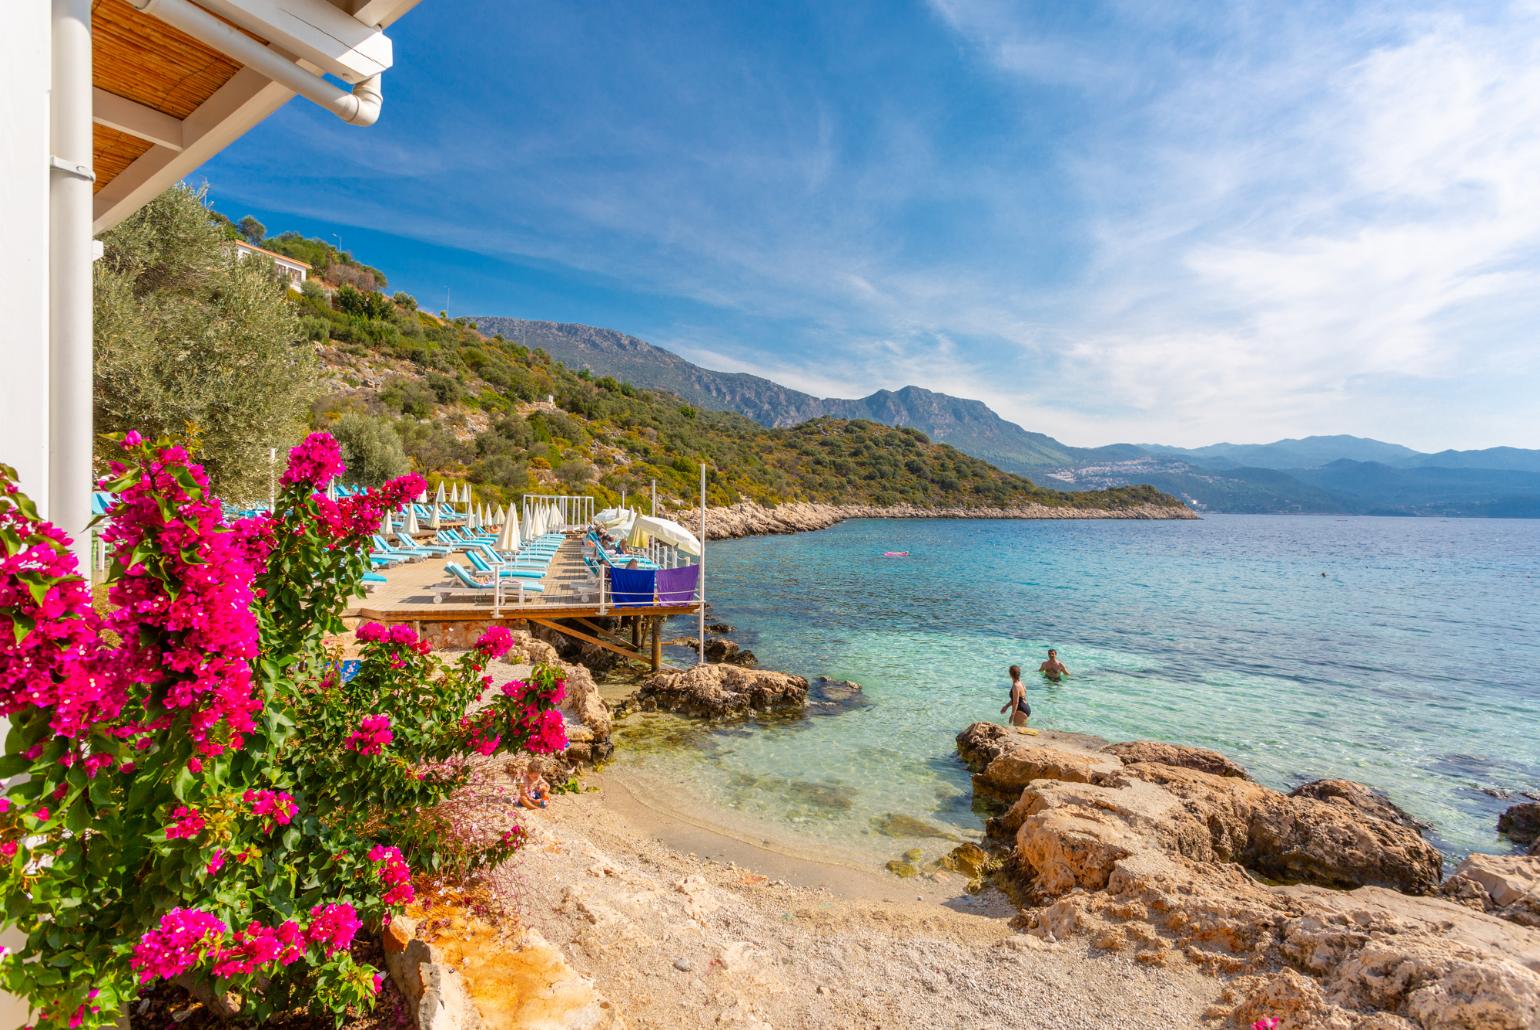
[1000,665,1034,734]
[516,768,551,810]
[626,558,640,569]
[1039,649,1070,682]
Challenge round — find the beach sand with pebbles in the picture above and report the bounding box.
[487,764,1223,1030]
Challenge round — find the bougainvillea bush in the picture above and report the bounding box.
[0,432,567,1028]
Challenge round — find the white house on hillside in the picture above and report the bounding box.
[234,239,312,287]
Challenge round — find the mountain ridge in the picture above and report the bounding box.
[471,316,1540,516]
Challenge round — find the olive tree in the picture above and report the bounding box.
[94,185,320,501]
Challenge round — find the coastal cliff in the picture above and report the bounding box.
[676,498,1196,540]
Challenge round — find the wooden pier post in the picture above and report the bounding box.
[650,616,662,672]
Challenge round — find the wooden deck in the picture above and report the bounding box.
[345,535,699,669]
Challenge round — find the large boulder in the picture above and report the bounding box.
[1102,740,1250,779]
[635,663,807,718]
[1499,801,1540,847]
[1439,854,1540,928]
[1123,762,1443,894]
[1290,777,1427,831]
[956,721,1123,802]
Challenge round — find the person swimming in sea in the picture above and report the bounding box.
[1039,648,1070,682]
[1000,665,1036,734]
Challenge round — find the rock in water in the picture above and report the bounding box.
[871,812,963,842]
[1499,801,1540,846]
[706,622,734,633]
[939,842,993,887]
[702,637,757,667]
[635,664,808,718]
[1103,740,1251,779]
[1289,777,1427,830]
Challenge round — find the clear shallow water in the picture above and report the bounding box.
[614,515,1540,861]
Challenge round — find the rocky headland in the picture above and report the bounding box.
[956,721,1540,1029]
[674,498,1196,540]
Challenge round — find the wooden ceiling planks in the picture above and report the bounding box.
[92,124,155,193]
[91,0,243,190]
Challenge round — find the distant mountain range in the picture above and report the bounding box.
[472,317,1540,516]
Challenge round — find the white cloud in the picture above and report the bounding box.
[935,0,1540,447]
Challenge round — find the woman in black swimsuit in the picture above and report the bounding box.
[1000,665,1030,730]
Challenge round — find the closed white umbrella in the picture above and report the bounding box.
[628,515,702,557]
[434,481,446,509]
[496,507,521,552]
[405,505,420,535]
[430,482,443,530]
[381,510,394,537]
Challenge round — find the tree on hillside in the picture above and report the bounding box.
[330,412,410,485]
[237,214,266,245]
[94,184,319,500]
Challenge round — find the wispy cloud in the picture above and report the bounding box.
[199,0,1540,449]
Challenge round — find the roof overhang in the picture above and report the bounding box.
[91,0,422,234]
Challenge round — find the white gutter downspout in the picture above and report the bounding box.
[127,0,385,126]
[49,0,95,570]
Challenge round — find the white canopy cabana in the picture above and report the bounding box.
[627,515,702,557]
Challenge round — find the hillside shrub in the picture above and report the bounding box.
[0,433,566,1027]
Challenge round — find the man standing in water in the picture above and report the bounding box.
[1039,648,1070,682]
[1000,665,1035,734]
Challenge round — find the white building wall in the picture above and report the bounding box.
[0,10,50,1026]
[0,2,55,514]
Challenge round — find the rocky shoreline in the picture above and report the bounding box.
[673,498,1195,540]
[955,722,1540,1028]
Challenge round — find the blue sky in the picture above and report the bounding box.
[196,0,1540,450]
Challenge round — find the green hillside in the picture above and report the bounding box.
[299,283,1176,514]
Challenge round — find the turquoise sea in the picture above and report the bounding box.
[618,515,1540,862]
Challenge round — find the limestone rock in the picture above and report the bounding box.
[977,744,1122,797]
[1439,854,1540,928]
[956,722,1122,800]
[1499,801,1540,846]
[1123,762,1444,894]
[1291,777,1426,831]
[702,637,756,667]
[635,663,807,718]
[1102,740,1250,779]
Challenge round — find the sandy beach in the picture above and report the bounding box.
[495,764,1225,1030]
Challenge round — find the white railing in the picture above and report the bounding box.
[520,493,595,533]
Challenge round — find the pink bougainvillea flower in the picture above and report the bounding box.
[474,625,514,660]
[244,788,298,831]
[306,903,361,957]
[130,908,227,983]
[164,805,205,841]
[344,714,394,756]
